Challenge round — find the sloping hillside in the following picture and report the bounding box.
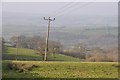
[3,47,80,61]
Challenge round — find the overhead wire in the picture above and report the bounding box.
[52,0,96,26]
[53,0,78,17]
[54,3,79,17]
[55,1,95,18]
[41,1,95,27]
[46,0,76,17]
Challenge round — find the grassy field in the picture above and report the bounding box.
[3,47,80,61]
[2,60,118,78]
[2,47,119,79]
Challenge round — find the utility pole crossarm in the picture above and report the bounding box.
[50,18,55,21]
[44,17,49,20]
[44,17,55,21]
[43,17,55,61]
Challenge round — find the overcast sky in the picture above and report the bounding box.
[1,1,118,38]
[3,2,118,16]
[2,2,118,28]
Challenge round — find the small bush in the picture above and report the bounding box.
[8,62,39,73]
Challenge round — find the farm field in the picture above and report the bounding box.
[2,60,118,79]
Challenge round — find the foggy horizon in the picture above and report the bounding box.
[2,2,118,27]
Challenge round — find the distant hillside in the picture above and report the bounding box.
[3,47,80,61]
[3,25,118,48]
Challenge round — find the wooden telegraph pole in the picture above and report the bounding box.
[16,36,19,61]
[44,17,55,61]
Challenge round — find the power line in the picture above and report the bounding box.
[49,1,95,26]
[53,1,78,16]
[55,3,79,17]
[55,1,95,18]
[46,0,77,17]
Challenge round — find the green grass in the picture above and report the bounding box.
[2,47,119,79]
[2,60,118,78]
[7,47,37,56]
[3,47,80,61]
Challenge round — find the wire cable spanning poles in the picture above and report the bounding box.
[43,17,55,61]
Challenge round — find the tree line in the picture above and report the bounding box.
[1,35,118,62]
[10,35,62,55]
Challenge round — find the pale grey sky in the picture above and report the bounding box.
[2,2,118,27]
[3,2,117,16]
[1,0,119,2]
